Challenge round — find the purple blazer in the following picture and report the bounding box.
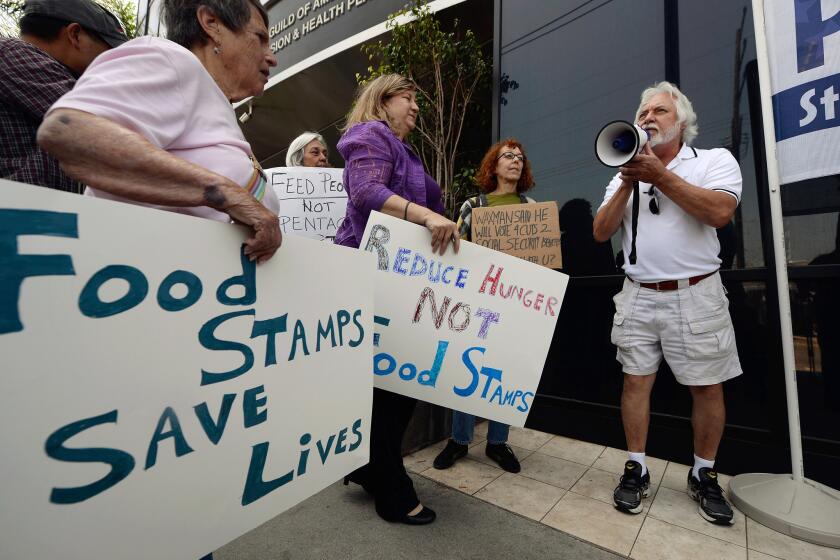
[334,120,445,248]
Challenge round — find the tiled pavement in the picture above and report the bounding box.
[405,423,840,560]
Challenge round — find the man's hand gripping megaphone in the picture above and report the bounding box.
[618,143,667,187]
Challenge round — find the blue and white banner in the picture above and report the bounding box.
[762,0,840,183]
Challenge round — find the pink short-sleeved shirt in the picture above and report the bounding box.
[48,36,278,222]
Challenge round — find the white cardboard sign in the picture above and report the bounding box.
[360,212,568,427]
[267,166,347,241]
[0,179,373,560]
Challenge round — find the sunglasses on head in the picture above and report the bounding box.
[497,151,525,162]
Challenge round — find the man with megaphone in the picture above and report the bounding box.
[592,82,742,526]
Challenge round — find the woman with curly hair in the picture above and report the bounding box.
[433,138,535,474]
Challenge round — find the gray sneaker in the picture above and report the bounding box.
[613,460,650,514]
[687,467,735,525]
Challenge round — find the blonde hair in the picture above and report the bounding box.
[341,74,416,133]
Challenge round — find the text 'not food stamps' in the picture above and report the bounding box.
[360,211,569,427]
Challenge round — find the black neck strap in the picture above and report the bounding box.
[629,181,639,265]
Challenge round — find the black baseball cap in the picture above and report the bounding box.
[24,0,129,48]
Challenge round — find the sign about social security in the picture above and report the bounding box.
[471,201,563,269]
[360,212,569,426]
[268,166,347,241]
[0,179,373,560]
[763,0,840,183]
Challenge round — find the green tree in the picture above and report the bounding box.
[0,0,24,38]
[359,0,491,215]
[0,0,136,39]
[98,0,136,39]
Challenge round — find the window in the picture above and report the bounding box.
[500,0,664,266]
[679,0,762,269]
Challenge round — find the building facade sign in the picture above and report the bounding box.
[266,0,406,77]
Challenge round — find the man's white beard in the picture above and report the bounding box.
[648,123,680,147]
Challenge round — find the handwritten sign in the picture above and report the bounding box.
[360,212,569,426]
[471,201,563,269]
[0,179,373,560]
[267,166,347,241]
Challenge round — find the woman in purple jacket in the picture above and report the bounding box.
[336,74,459,525]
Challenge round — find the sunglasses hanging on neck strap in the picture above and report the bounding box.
[647,186,660,215]
[629,183,662,264]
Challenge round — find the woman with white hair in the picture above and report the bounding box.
[285,131,330,167]
[39,0,281,264]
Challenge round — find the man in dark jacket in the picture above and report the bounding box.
[0,0,127,191]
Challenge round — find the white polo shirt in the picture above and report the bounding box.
[598,144,742,283]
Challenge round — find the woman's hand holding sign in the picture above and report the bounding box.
[223,187,283,263]
[381,194,460,256]
[422,211,460,256]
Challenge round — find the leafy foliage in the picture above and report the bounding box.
[0,0,24,37]
[358,0,490,215]
[98,0,137,39]
[0,0,136,39]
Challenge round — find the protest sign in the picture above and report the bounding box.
[360,212,568,427]
[471,201,562,269]
[267,166,347,241]
[0,179,373,560]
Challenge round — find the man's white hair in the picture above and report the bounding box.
[286,132,327,166]
[635,81,698,146]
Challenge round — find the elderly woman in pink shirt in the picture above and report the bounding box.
[38,0,280,263]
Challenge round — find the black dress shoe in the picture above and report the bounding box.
[485,443,521,473]
[400,506,436,525]
[433,440,468,469]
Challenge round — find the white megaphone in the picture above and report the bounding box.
[595,120,649,167]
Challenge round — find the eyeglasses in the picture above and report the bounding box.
[497,151,525,162]
[646,186,660,215]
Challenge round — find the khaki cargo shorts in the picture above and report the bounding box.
[610,273,743,385]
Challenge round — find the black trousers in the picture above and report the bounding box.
[347,388,419,521]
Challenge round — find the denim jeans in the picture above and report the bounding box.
[452,411,509,445]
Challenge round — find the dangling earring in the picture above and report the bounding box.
[213,43,221,54]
